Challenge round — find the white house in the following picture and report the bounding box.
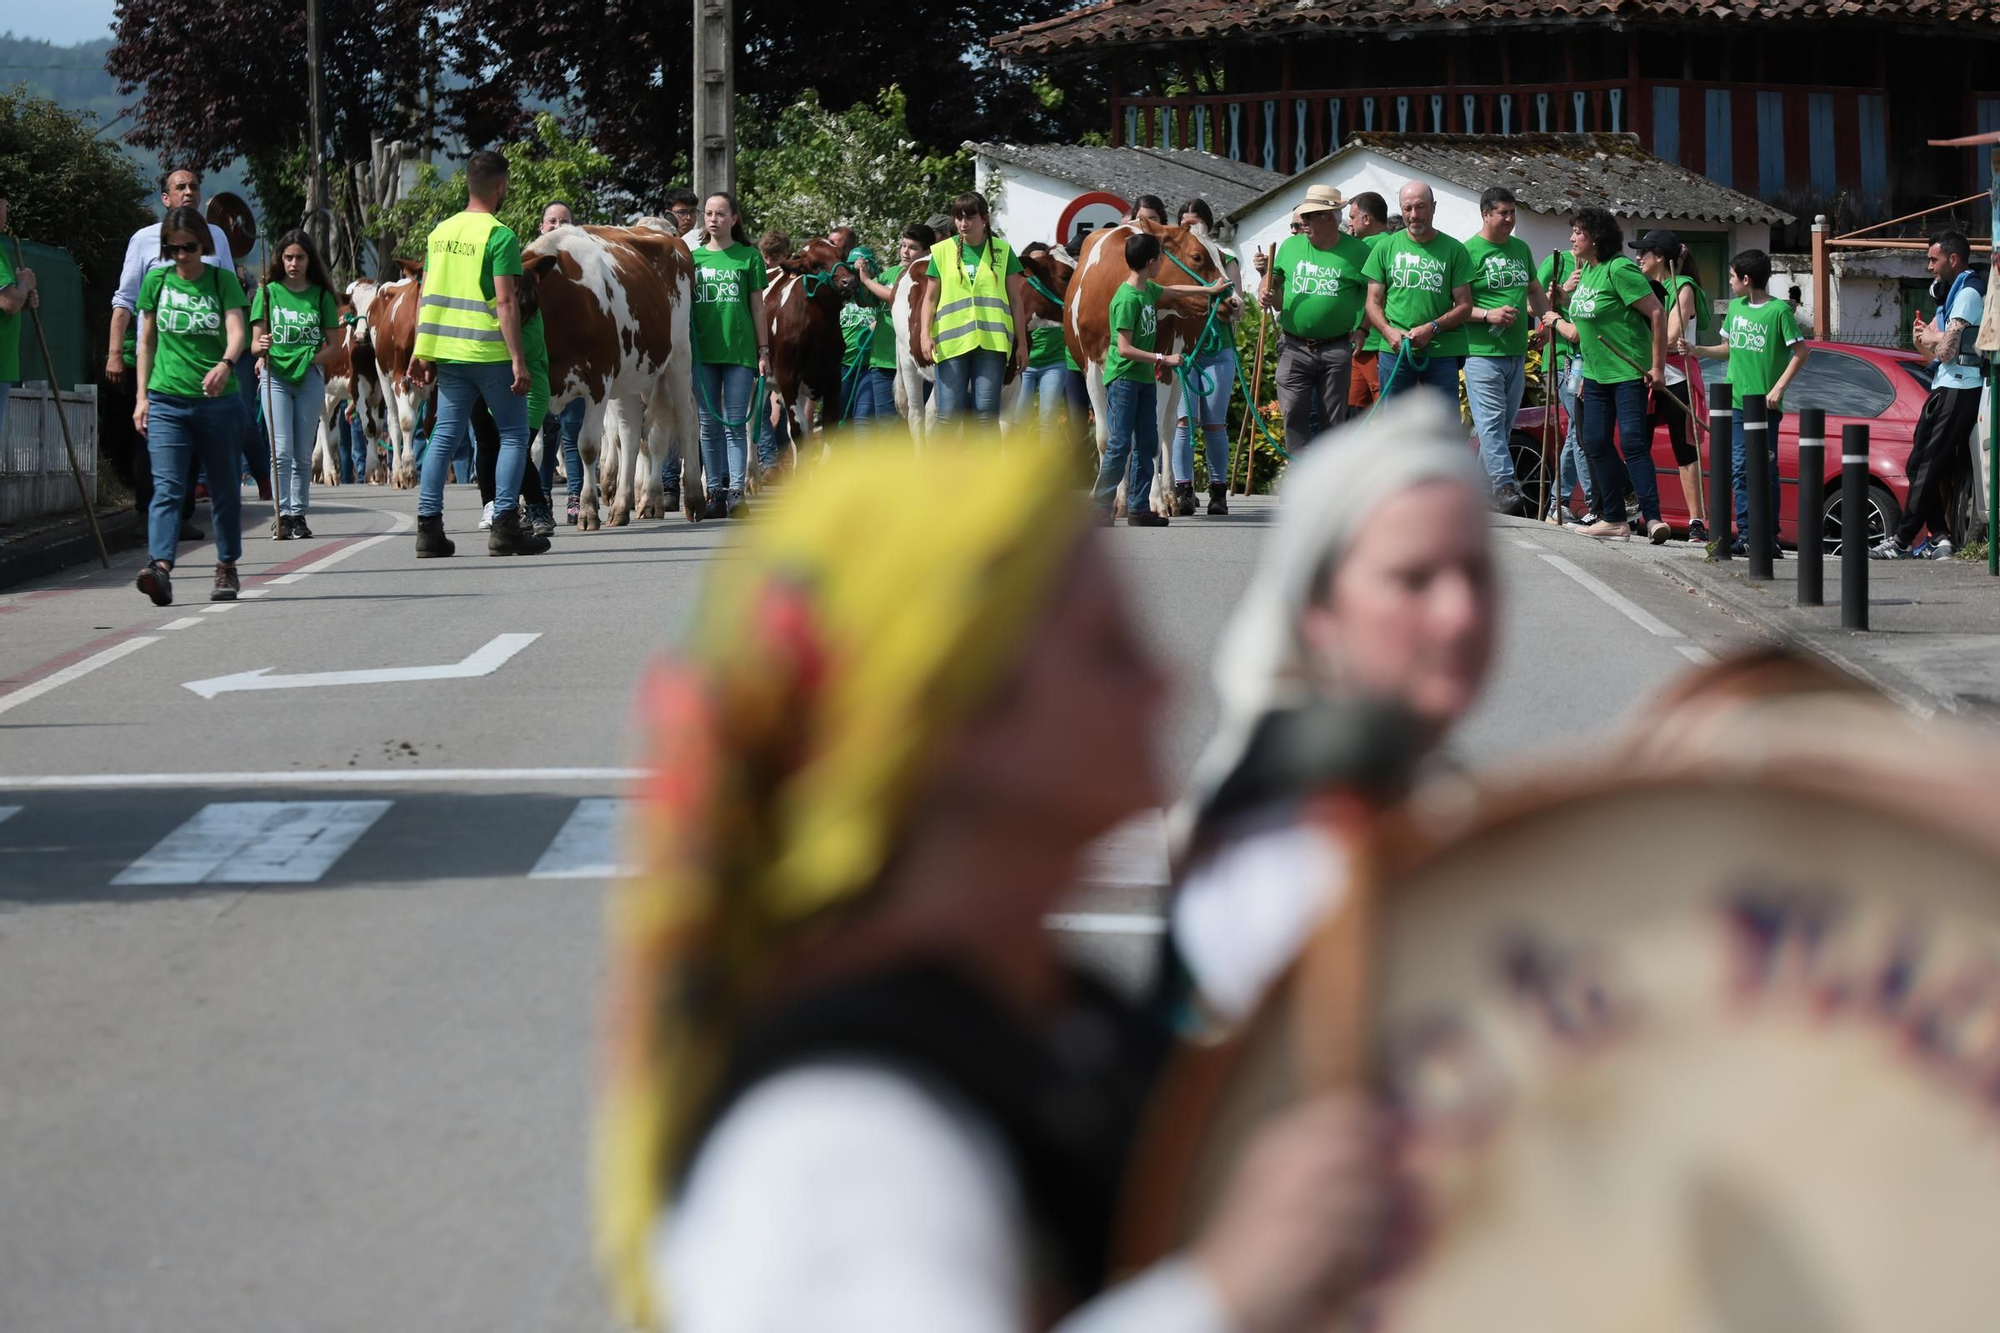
[968,142,1284,253]
[1768,247,1930,342]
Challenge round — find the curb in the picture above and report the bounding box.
[0,509,146,593]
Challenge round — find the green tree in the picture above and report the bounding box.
[366,114,618,259]
[737,87,972,247]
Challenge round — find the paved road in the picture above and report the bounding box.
[0,478,1755,1331]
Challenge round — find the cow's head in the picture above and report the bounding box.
[391,257,423,282]
[781,238,854,304]
[1018,245,1072,327]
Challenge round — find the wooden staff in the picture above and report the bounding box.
[1236,252,1271,495]
[10,234,107,567]
[1587,330,1705,439]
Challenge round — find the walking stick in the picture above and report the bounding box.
[1539,245,1562,521]
[10,234,108,567]
[1588,330,1704,433]
[1237,271,1270,495]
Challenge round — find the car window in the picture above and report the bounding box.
[1896,360,1934,392]
[1786,350,1896,418]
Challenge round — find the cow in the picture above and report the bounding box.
[759,238,854,472]
[1064,219,1230,514]
[311,282,389,485]
[994,244,1074,429]
[522,222,701,528]
[365,267,430,490]
[891,264,936,447]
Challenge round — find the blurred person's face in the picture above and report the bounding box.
[1299,481,1496,734]
[899,236,925,266]
[162,171,200,209]
[541,203,573,234]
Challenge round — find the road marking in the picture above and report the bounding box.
[1082,810,1171,887]
[0,805,18,826]
[1537,553,1684,639]
[160,617,205,631]
[239,589,270,599]
[111,800,391,885]
[1511,538,1543,549]
[182,631,540,699]
[268,511,414,584]
[202,603,237,614]
[1045,912,1167,935]
[0,766,644,790]
[1677,645,1717,665]
[529,798,631,879]
[0,637,160,718]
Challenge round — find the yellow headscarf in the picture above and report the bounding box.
[595,440,1088,1328]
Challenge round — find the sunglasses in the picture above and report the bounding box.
[162,241,203,257]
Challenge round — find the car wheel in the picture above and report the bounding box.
[1821,481,1901,557]
[1508,434,1550,507]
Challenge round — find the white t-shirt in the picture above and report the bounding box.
[112,219,236,316]
[660,1061,1234,1333]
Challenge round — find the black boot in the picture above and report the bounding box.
[415,513,455,558]
[1207,482,1229,515]
[704,489,729,521]
[1173,481,1196,517]
[271,513,290,540]
[488,506,551,556]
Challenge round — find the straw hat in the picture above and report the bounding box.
[1295,184,1345,217]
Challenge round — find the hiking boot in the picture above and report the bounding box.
[272,513,292,540]
[704,490,730,521]
[210,563,240,601]
[1207,483,1229,516]
[1173,481,1196,517]
[414,513,456,558]
[488,507,551,556]
[1576,518,1631,540]
[1126,510,1170,528]
[526,500,556,539]
[136,560,173,607]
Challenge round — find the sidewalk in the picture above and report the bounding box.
[1602,530,2000,715]
[0,505,144,592]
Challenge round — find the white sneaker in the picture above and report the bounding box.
[1868,537,1911,560]
[478,501,495,531]
[1924,538,1955,560]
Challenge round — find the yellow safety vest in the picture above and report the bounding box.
[413,210,513,364]
[930,235,1015,359]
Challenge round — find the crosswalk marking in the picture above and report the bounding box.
[112,801,392,885]
[1045,912,1167,935]
[0,806,19,827]
[529,798,632,879]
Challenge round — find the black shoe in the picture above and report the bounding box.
[1207,482,1229,516]
[1126,510,1170,528]
[210,563,239,601]
[136,560,173,606]
[414,513,456,558]
[726,489,749,519]
[272,513,291,541]
[1173,481,1196,517]
[663,486,680,513]
[1494,483,1529,518]
[292,515,313,539]
[704,490,729,521]
[488,506,551,556]
[526,500,555,539]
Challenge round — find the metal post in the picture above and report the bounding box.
[304,0,330,260]
[692,0,737,206]
[1842,422,1869,630]
[1707,380,1733,559]
[1744,392,1772,579]
[1796,407,1824,606]
[1811,214,1831,339]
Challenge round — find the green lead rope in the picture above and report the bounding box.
[1160,249,1289,461]
[686,310,768,434]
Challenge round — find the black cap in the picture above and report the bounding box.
[1630,227,1680,254]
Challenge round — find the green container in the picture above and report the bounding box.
[9,239,87,391]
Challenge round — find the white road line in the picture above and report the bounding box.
[1511,538,1543,550]
[1536,553,1684,639]
[159,617,205,631]
[0,805,19,826]
[238,589,270,599]
[1677,645,1717,665]
[0,637,160,718]
[1081,810,1171,888]
[112,800,391,885]
[269,512,414,585]
[0,767,645,790]
[529,798,631,879]
[1045,912,1167,935]
[202,603,237,614]
[183,631,540,698]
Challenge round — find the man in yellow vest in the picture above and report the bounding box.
[407,150,546,557]
[916,191,1029,427]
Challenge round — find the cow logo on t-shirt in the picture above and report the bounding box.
[1389,249,1447,295]
[1479,254,1532,292]
[1290,256,1351,298]
[157,284,221,336]
[697,269,743,307]
[1138,303,1157,340]
[1726,313,1770,352]
[267,300,323,347]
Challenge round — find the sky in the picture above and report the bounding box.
[0,1,117,46]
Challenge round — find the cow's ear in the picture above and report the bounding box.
[394,257,423,279]
[524,252,558,283]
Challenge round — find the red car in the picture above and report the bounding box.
[1506,341,1933,552]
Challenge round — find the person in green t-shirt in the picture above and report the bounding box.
[132,205,251,606]
[1253,185,1369,452]
[1363,181,1475,401]
[1011,241,1075,446]
[691,191,772,517]
[1635,230,1715,544]
[0,191,39,444]
[1534,246,1595,524]
[1091,231,1225,525]
[852,221,935,437]
[249,229,340,541]
[1543,207,1667,542]
[1461,187,1553,517]
[1684,248,1806,555]
[1343,192,1391,413]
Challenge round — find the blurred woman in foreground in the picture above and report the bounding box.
[596,445,1394,1332]
[1168,397,1499,1028]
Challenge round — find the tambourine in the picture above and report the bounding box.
[1123,653,2000,1330]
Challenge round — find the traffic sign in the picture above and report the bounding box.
[1057,191,1130,251]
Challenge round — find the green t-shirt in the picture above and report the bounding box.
[1272,232,1372,340]
[924,237,1023,283]
[1536,251,1580,375]
[482,226,522,299]
[1570,256,1656,385]
[1667,275,1716,345]
[1362,230,1475,356]
[1462,233,1536,359]
[249,281,339,383]
[1103,279,1162,385]
[692,244,769,368]
[138,264,249,398]
[1028,324,1067,368]
[0,246,19,383]
[523,309,550,426]
[839,299,877,364]
[1718,296,1804,399]
[867,264,905,371]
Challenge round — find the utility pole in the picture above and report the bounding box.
[692,0,736,206]
[304,0,331,260]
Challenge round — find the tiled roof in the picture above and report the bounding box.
[993,0,2000,58]
[1227,134,1794,224]
[968,142,1288,216]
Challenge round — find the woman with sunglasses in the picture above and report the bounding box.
[250,229,340,541]
[133,205,250,605]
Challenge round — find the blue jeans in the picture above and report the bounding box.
[1173,347,1236,485]
[837,358,871,427]
[1381,349,1463,401]
[337,408,363,483]
[146,392,244,566]
[262,366,324,516]
[1463,355,1525,491]
[1555,358,1594,513]
[420,361,529,518]
[852,367,897,427]
[1581,376,1657,523]
[540,398,586,498]
[1093,377,1159,513]
[934,348,1005,425]
[1731,408,1783,545]
[697,362,755,492]
[1016,363,1066,437]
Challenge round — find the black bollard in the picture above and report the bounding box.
[1842,422,1869,631]
[1796,407,1825,606]
[1744,393,1773,580]
[1707,381,1733,560]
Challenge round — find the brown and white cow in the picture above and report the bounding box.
[760,238,854,471]
[311,282,389,485]
[523,222,700,527]
[365,265,431,490]
[891,263,936,447]
[1064,220,1229,513]
[994,244,1074,429]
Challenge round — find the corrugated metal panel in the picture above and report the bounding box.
[0,385,99,523]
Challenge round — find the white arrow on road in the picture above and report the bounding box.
[182,632,541,699]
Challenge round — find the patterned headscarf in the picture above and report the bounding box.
[594,442,1088,1328]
